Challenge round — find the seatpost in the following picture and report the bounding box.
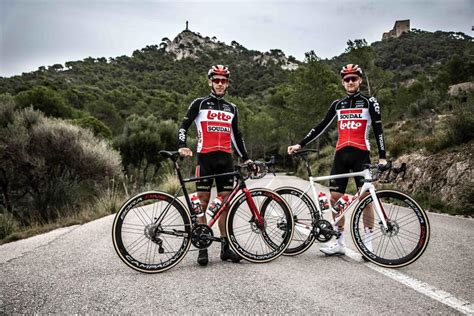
[304,157,313,177]
[173,158,191,206]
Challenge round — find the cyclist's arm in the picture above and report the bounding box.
[298,101,337,147]
[368,97,386,159]
[231,107,250,161]
[177,100,200,149]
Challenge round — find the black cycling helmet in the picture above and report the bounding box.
[208,65,230,79]
[340,64,363,77]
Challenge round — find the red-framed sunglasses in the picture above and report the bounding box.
[211,78,229,84]
[343,76,359,83]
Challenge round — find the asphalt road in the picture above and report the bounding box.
[1,174,473,314]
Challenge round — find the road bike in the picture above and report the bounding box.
[276,149,430,268]
[112,150,294,273]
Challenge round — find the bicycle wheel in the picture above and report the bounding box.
[226,188,294,263]
[112,191,192,273]
[275,187,319,256]
[351,190,430,268]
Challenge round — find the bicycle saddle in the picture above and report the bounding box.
[159,150,180,161]
[293,149,318,158]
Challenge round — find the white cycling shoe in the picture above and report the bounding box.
[320,243,346,256]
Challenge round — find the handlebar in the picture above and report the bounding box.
[237,156,276,180]
[160,150,276,180]
[364,161,407,183]
[291,149,318,159]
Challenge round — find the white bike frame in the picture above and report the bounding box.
[299,168,389,229]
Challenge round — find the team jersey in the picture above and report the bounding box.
[299,92,386,158]
[178,93,249,161]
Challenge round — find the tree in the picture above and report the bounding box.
[114,114,163,183]
[15,86,74,118]
[343,38,392,96]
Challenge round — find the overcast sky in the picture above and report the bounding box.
[1,0,473,78]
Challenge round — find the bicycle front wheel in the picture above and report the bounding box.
[112,191,192,273]
[351,190,430,268]
[226,188,294,263]
[275,187,319,256]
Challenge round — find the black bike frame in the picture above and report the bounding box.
[162,159,264,228]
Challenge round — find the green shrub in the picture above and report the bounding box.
[0,211,19,240]
[423,107,474,153]
[0,105,122,226]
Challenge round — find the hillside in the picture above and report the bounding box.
[0,26,473,237]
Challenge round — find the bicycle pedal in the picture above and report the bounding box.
[158,246,165,254]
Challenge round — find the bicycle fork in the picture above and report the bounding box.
[243,187,265,229]
[332,183,389,230]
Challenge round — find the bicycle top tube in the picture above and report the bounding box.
[310,169,370,183]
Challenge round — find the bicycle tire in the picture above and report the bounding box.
[226,188,294,263]
[351,190,430,268]
[112,191,192,273]
[275,187,320,256]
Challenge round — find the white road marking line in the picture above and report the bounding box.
[345,248,474,315]
[264,176,274,188]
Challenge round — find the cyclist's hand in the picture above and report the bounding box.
[287,144,301,155]
[178,148,193,157]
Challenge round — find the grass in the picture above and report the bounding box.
[0,179,128,245]
[0,166,200,245]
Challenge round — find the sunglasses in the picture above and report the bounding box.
[212,78,228,84]
[343,76,359,83]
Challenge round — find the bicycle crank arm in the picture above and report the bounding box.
[319,227,340,237]
[201,235,223,243]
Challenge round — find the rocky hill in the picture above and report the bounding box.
[162,30,299,70]
[392,143,473,216]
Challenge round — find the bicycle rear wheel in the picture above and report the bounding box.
[351,190,430,268]
[275,187,319,256]
[112,191,192,273]
[226,188,294,263]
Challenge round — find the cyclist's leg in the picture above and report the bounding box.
[351,149,374,237]
[195,153,214,266]
[212,151,235,236]
[329,148,350,229]
[196,153,213,225]
[211,152,241,262]
[321,148,349,255]
[351,149,374,254]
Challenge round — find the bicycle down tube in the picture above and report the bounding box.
[308,168,389,230]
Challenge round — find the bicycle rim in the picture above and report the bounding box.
[275,187,319,256]
[351,190,430,268]
[226,188,294,263]
[112,191,192,273]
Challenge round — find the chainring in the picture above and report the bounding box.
[191,224,214,249]
[313,219,334,242]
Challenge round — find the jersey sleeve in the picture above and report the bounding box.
[298,101,337,147]
[368,97,386,159]
[231,107,249,161]
[177,100,200,149]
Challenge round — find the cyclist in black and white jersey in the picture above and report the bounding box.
[288,64,388,256]
[178,65,252,266]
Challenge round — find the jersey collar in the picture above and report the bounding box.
[210,92,225,100]
[346,91,361,99]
